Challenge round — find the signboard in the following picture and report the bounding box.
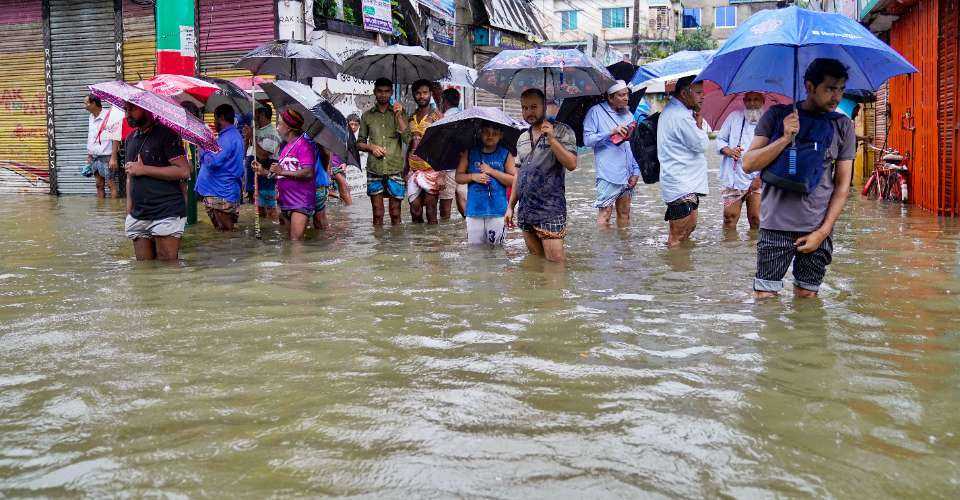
[418,0,455,22]
[361,0,393,34]
[310,30,377,95]
[427,15,454,46]
[278,0,306,40]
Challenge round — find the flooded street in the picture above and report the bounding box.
[1,151,959,497]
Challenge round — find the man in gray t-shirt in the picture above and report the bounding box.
[742,58,857,298]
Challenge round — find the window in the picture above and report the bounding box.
[682,7,701,29]
[715,6,736,28]
[649,6,671,33]
[602,8,630,29]
[560,10,578,32]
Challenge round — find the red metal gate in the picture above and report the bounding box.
[938,0,959,216]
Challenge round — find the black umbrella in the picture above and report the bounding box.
[233,39,342,80]
[556,61,645,147]
[259,80,351,162]
[201,77,252,113]
[413,107,525,171]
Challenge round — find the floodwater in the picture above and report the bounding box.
[1,151,959,497]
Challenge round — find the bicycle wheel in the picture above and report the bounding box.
[887,173,902,201]
[863,173,880,199]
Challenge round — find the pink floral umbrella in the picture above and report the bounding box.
[89,80,220,153]
[135,74,220,107]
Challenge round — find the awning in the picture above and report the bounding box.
[481,0,547,40]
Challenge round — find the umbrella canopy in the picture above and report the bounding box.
[135,74,220,107]
[630,50,715,87]
[700,82,792,130]
[413,107,526,171]
[89,80,219,152]
[201,77,253,114]
[341,44,449,84]
[475,48,615,100]
[233,39,341,79]
[259,80,350,160]
[695,6,916,100]
[632,68,702,93]
[606,61,637,82]
[441,63,478,88]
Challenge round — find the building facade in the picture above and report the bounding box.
[539,0,681,63]
[677,0,779,45]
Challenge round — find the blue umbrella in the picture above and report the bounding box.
[695,6,916,100]
[695,6,916,176]
[629,50,715,88]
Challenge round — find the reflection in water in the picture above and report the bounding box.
[1,151,959,497]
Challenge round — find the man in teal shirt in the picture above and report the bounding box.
[357,77,410,226]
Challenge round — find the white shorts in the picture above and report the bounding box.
[125,215,186,240]
[440,170,467,201]
[466,216,505,245]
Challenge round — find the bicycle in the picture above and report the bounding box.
[862,144,909,202]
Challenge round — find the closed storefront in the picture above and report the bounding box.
[48,0,119,195]
[937,0,958,216]
[197,0,276,80]
[0,0,48,194]
[122,0,156,83]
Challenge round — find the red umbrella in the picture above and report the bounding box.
[701,81,792,130]
[136,74,220,107]
[90,80,220,152]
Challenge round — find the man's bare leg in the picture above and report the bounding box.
[424,193,439,224]
[388,198,402,225]
[754,290,778,299]
[132,238,157,261]
[439,198,453,221]
[794,286,818,298]
[723,200,743,229]
[541,238,566,263]
[522,231,545,256]
[95,172,106,199]
[667,211,697,248]
[108,178,119,199]
[155,236,182,261]
[313,210,328,231]
[597,206,614,226]
[287,212,309,240]
[614,196,631,227]
[371,195,385,226]
[455,190,466,218]
[335,173,352,205]
[410,195,424,223]
[745,192,761,230]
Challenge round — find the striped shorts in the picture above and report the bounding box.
[754,229,833,293]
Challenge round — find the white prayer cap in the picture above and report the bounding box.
[607,80,628,94]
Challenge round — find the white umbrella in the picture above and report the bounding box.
[630,69,701,94]
[440,63,478,88]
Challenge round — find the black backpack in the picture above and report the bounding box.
[629,112,661,184]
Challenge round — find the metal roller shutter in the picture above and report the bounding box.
[198,0,276,78]
[49,0,118,195]
[0,0,48,194]
[122,0,156,83]
[938,0,958,216]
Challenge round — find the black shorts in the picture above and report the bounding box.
[281,208,316,220]
[754,229,833,293]
[664,193,701,221]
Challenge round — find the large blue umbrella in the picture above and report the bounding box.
[629,50,715,88]
[695,6,916,101]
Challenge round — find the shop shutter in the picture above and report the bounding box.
[198,0,276,80]
[939,0,958,216]
[49,0,118,195]
[0,0,48,194]
[122,0,156,83]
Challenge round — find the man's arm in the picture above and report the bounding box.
[677,114,709,154]
[543,122,577,171]
[109,140,120,170]
[795,160,852,253]
[126,175,132,214]
[742,135,788,173]
[454,151,471,184]
[582,107,608,148]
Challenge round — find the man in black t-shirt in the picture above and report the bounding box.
[122,103,191,261]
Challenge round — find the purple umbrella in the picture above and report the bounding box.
[89,80,220,152]
[413,107,526,171]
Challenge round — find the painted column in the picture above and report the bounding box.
[156,0,199,224]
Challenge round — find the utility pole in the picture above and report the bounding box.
[631,0,641,65]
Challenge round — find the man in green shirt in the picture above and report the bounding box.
[357,77,410,226]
